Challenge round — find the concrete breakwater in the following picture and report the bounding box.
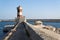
[25,21,60,40]
[1,21,60,40]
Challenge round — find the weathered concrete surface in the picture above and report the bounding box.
[55,28,60,34]
[25,22,44,40]
[8,22,30,40]
[25,22,60,40]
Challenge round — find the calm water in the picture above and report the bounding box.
[43,22,60,28]
[0,21,15,39]
[0,21,60,39]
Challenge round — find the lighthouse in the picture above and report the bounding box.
[16,6,25,23]
[17,6,23,18]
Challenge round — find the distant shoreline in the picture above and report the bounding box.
[0,19,60,22]
[27,19,60,22]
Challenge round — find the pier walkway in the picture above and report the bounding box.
[2,22,30,40]
[7,22,30,40]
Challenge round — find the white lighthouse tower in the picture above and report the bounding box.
[16,6,25,23]
[17,6,23,18]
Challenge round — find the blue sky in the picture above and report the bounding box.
[0,0,60,19]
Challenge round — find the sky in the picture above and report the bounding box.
[0,0,60,19]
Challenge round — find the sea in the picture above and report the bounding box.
[0,21,60,39]
[0,21,15,39]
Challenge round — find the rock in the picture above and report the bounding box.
[35,21,43,25]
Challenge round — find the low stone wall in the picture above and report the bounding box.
[25,22,60,40]
[24,22,43,40]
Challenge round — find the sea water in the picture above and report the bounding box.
[0,21,15,39]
